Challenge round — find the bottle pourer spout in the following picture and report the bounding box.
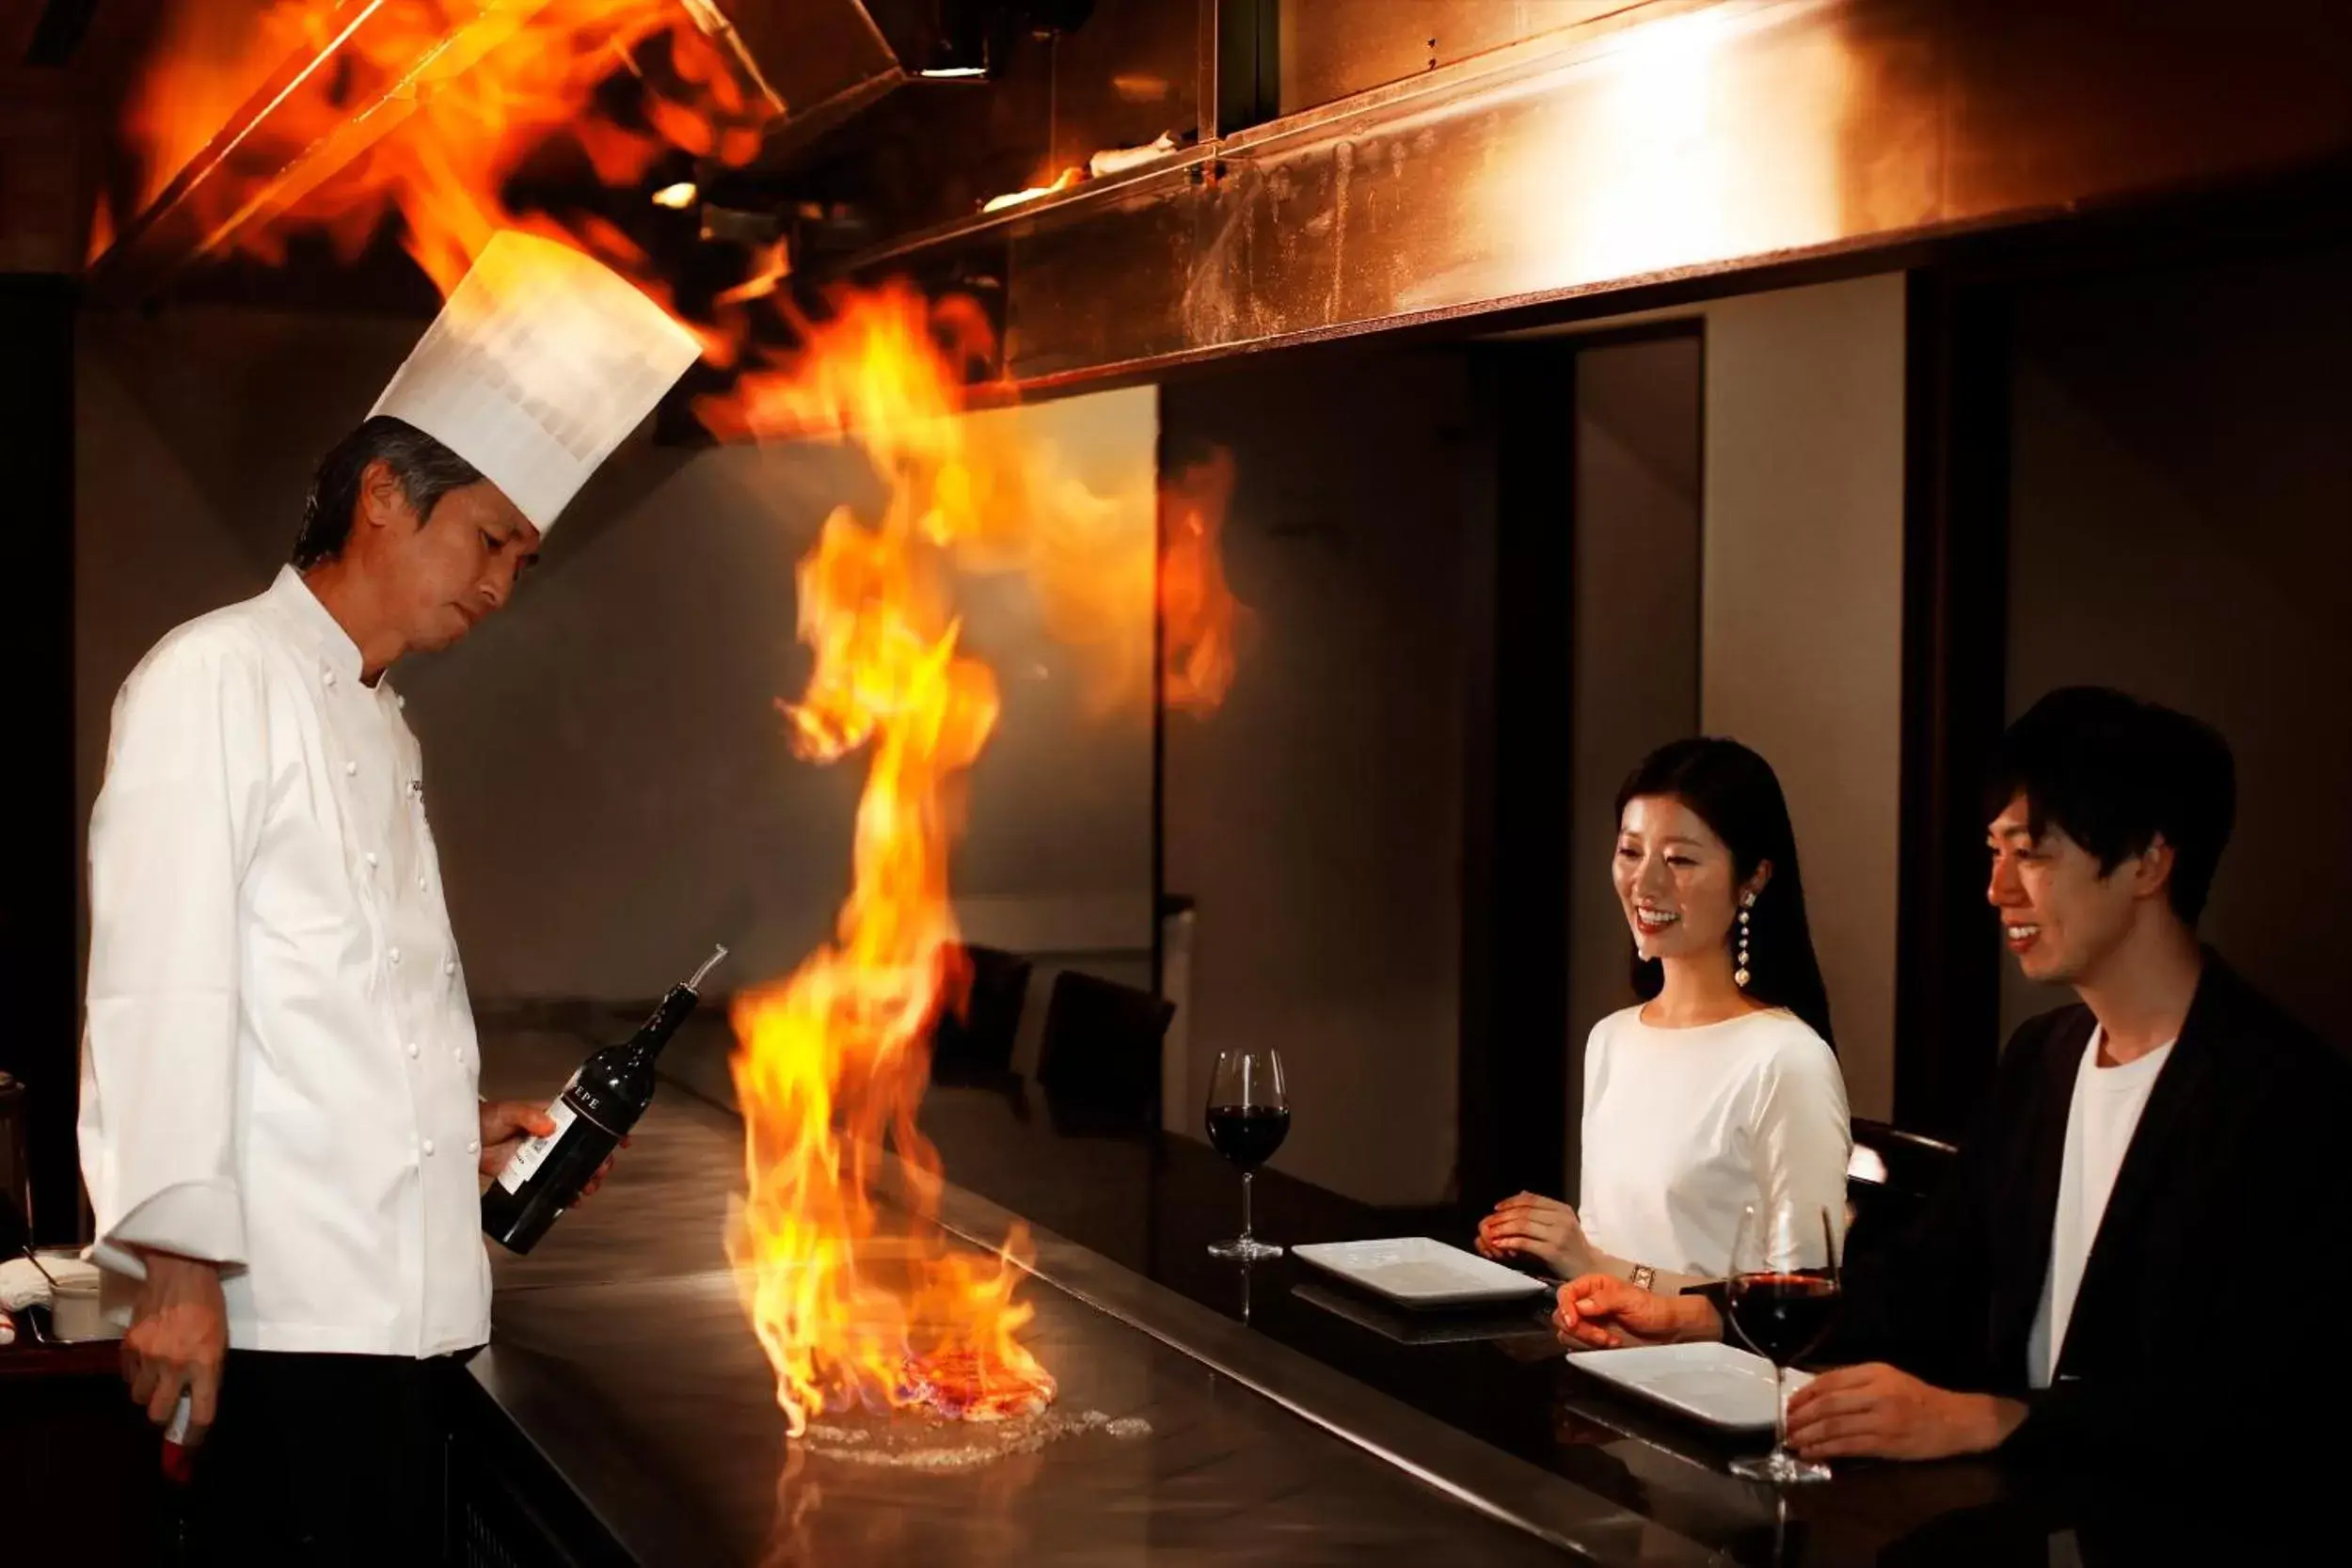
[686,943,729,993]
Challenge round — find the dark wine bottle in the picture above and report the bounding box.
[482,944,726,1254]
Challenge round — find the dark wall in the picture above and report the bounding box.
[0,275,78,1243]
[1564,332,1705,1196]
[1161,348,1475,1207]
[2003,242,2352,1043]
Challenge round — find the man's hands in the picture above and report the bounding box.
[476,1101,623,1198]
[122,1250,229,1444]
[1784,1363,2026,1461]
[1551,1274,1722,1349]
[1551,1277,2029,1464]
[1475,1194,1598,1277]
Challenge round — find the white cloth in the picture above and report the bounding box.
[2026,1028,2174,1389]
[372,230,703,533]
[79,568,491,1357]
[1579,1006,1852,1277]
[0,1254,99,1313]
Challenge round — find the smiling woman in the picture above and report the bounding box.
[1615,739,1836,1044]
[1477,737,1852,1285]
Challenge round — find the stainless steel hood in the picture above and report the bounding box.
[833,0,2352,391]
[84,0,2352,376]
[86,0,912,300]
[701,0,906,173]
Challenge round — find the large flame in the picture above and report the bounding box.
[108,0,756,339]
[722,288,1052,1434]
[716,290,1240,1434]
[113,0,1244,1442]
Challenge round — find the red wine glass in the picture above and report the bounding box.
[1725,1200,1843,1485]
[1204,1047,1289,1261]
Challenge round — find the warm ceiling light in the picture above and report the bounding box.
[904,2,1091,84]
[651,181,698,210]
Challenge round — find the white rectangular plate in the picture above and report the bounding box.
[1290,1237,1552,1308]
[1291,1280,1560,1344]
[1568,1340,1816,1431]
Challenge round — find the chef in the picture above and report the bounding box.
[78,231,702,1560]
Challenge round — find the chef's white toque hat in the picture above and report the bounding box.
[370,230,704,533]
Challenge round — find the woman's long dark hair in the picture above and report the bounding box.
[1614,737,1836,1050]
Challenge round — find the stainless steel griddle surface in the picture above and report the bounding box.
[480,1265,1590,1568]
[476,1028,1677,1565]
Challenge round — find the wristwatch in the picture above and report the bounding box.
[1629,1264,1657,1291]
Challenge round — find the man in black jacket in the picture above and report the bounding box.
[1552,687,2352,1467]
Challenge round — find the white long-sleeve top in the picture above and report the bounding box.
[1578,1006,1851,1277]
[79,567,491,1357]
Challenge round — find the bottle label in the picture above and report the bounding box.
[496,1100,578,1194]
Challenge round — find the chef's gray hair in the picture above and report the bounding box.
[292,416,484,569]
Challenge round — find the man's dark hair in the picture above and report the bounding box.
[1988,687,2236,925]
[291,416,482,569]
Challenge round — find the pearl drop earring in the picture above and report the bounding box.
[1735,891,1756,988]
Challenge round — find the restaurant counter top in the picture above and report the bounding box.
[472,1021,2276,1566]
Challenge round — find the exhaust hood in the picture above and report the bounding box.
[87,0,921,301]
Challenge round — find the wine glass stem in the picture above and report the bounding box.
[1240,1171,1255,1243]
[1771,1360,1789,1459]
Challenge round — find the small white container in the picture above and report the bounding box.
[38,1251,120,1342]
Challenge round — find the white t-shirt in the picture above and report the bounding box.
[2026,1027,2175,1389]
[1578,1006,1852,1276]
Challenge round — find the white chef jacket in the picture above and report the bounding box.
[79,567,491,1356]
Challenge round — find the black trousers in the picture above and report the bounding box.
[183,1349,469,1565]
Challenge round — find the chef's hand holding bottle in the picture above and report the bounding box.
[481,945,722,1254]
[479,1101,624,1196]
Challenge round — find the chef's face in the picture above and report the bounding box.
[359,460,540,650]
[1985,792,2168,986]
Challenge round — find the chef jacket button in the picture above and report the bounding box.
[421,1138,437,1156]
[365,851,379,869]
[389,946,403,965]
[467,1138,480,1155]
[405,1041,420,1059]
[323,670,337,688]
[443,958,458,976]
[396,694,406,709]
[417,876,429,892]
[344,760,358,776]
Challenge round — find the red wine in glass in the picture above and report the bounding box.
[1725,1201,1843,1486]
[1205,1048,1287,1261]
[1205,1106,1290,1171]
[1728,1271,1840,1366]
